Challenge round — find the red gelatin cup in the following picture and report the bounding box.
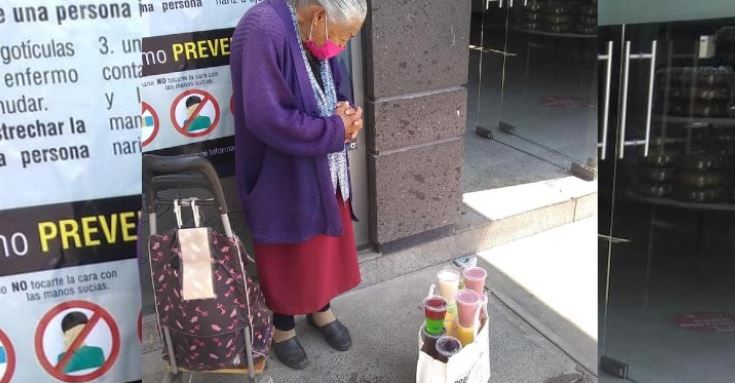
[423,295,448,321]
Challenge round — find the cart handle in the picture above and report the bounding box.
[149,174,212,199]
[143,154,229,215]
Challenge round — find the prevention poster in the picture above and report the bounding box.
[0,1,142,382]
[141,0,264,176]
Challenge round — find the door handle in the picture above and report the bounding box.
[469,45,517,56]
[619,40,657,159]
[486,0,503,9]
[643,40,657,157]
[619,41,631,159]
[598,234,632,244]
[598,40,613,161]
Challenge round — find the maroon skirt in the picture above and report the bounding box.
[253,193,361,315]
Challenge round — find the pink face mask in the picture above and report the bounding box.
[304,15,346,61]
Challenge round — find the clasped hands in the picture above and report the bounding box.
[335,101,364,143]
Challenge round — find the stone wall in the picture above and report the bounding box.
[364,0,471,248]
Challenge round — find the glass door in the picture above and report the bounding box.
[600,17,735,382]
[498,0,599,172]
[470,0,510,140]
[465,0,515,192]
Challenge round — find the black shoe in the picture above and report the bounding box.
[272,336,309,370]
[306,314,352,351]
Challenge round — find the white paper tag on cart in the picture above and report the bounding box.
[178,228,216,301]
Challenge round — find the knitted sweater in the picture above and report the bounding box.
[230,0,356,245]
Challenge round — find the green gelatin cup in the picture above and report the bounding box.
[425,318,445,335]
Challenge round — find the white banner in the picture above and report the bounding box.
[140,0,263,172]
[0,1,142,382]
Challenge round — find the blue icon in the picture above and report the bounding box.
[0,346,6,364]
[145,116,155,127]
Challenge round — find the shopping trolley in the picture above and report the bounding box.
[143,154,271,383]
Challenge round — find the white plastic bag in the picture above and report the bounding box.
[416,298,491,383]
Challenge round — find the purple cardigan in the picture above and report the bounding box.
[230,0,356,245]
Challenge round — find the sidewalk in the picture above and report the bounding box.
[477,218,598,373]
[143,261,595,382]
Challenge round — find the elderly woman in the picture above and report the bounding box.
[230,0,367,370]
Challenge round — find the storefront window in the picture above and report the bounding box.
[599,14,735,382]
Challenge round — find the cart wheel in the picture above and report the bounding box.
[162,372,183,383]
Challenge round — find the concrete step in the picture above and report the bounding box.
[358,176,596,290]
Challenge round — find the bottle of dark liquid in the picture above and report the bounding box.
[421,326,446,360]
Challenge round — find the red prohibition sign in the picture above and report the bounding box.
[0,329,16,383]
[141,101,160,147]
[35,300,121,383]
[170,89,220,138]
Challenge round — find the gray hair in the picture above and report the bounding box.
[293,0,368,25]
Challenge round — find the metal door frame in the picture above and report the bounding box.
[348,34,370,248]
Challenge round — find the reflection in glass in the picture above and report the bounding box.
[599,17,735,383]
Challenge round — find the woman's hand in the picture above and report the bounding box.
[336,102,364,142]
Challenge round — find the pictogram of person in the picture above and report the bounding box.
[57,312,105,373]
[184,96,212,133]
